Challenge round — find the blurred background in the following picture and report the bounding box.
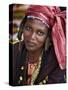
[9,4,30,44]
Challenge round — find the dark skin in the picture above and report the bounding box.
[23,18,49,63]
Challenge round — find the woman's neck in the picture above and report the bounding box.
[27,49,43,63]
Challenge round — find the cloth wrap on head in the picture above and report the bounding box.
[25,5,66,70]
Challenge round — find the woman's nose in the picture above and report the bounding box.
[31,32,36,40]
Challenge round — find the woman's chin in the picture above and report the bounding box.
[25,43,35,50]
[26,46,37,52]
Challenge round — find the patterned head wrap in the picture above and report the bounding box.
[26,5,66,70]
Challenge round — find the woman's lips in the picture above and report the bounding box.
[27,41,36,46]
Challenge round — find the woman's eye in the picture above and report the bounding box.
[24,25,32,31]
[37,31,45,36]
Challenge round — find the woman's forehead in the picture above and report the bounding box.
[25,18,48,30]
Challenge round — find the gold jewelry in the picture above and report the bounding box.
[30,51,43,85]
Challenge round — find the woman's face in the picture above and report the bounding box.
[23,18,48,52]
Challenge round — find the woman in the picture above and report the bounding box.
[14,5,66,85]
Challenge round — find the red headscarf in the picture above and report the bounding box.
[26,5,66,70]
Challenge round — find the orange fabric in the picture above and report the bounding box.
[27,62,38,84]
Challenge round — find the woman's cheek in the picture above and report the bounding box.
[36,36,46,47]
[37,35,46,43]
[23,31,30,40]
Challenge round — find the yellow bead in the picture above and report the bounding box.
[21,66,24,70]
[19,76,23,81]
[43,80,46,84]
